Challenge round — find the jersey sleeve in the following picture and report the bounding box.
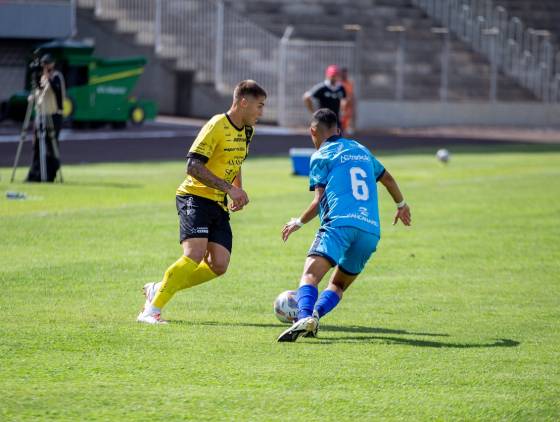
[306,82,324,99]
[309,151,329,191]
[371,155,386,181]
[187,120,219,162]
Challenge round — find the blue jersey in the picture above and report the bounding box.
[309,136,385,237]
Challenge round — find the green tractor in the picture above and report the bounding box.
[2,39,157,127]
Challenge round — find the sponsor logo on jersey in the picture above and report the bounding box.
[340,154,370,164]
[346,213,379,226]
[323,91,344,99]
[227,158,245,166]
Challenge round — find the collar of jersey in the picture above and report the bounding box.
[324,80,341,89]
[324,134,342,144]
[225,113,244,131]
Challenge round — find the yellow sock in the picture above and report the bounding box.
[152,255,198,309]
[180,260,219,289]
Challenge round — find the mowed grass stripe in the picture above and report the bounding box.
[1,151,559,421]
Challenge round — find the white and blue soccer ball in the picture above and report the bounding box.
[274,290,298,324]
[436,148,450,163]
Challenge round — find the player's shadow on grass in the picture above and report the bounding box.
[313,336,520,348]
[60,181,143,189]
[170,321,519,348]
[319,324,449,337]
[314,325,519,348]
[171,320,446,337]
[173,320,450,339]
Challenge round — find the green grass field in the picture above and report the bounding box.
[1,147,559,421]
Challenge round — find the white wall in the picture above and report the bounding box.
[0,2,72,39]
[357,101,560,128]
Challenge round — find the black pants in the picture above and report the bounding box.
[26,114,62,182]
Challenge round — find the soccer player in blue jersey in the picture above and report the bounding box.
[277,108,411,342]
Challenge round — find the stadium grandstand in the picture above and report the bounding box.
[1,0,560,128]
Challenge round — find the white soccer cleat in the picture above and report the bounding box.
[137,310,167,325]
[277,315,319,342]
[137,282,166,324]
[303,310,320,338]
[142,282,159,310]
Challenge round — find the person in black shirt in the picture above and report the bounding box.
[303,64,346,124]
[26,54,66,182]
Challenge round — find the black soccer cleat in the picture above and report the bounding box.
[277,316,318,342]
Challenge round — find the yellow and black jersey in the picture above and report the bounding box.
[177,113,254,209]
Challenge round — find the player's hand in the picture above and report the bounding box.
[227,185,249,212]
[281,218,302,242]
[393,204,411,226]
[229,202,244,212]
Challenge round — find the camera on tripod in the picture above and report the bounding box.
[28,52,56,91]
[27,52,44,91]
[10,51,64,183]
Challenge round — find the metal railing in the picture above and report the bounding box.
[412,0,560,102]
[278,27,356,126]
[77,0,357,125]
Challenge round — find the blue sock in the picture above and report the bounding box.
[314,290,341,318]
[296,284,318,320]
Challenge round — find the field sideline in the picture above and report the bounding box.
[1,149,559,421]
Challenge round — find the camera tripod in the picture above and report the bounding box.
[10,96,64,183]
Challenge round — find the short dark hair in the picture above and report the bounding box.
[311,108,338,129]
[40,54,55,65]
[234,80,267,101]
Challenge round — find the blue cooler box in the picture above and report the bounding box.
[289,148,315,176]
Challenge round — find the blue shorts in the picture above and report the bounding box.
[307,225,379,275]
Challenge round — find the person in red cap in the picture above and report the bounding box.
[303,64,347,127]
[325,64,339,78]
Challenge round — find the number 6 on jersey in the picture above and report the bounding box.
[350,166,369,200]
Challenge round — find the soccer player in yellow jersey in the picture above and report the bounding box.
[137,80,267,324]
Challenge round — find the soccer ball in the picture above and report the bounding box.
[273,290,298,324]
[436,148,450,163]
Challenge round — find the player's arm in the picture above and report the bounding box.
[303,84,321,114]
[299,186,322,223]
[232,168,242,189]
[281,186,324,242]
[229,169,244,212]
[378,170,411,226]
[303,92,315,113]
[186,157,248,210]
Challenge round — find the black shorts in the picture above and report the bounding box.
[176,194,232,252]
